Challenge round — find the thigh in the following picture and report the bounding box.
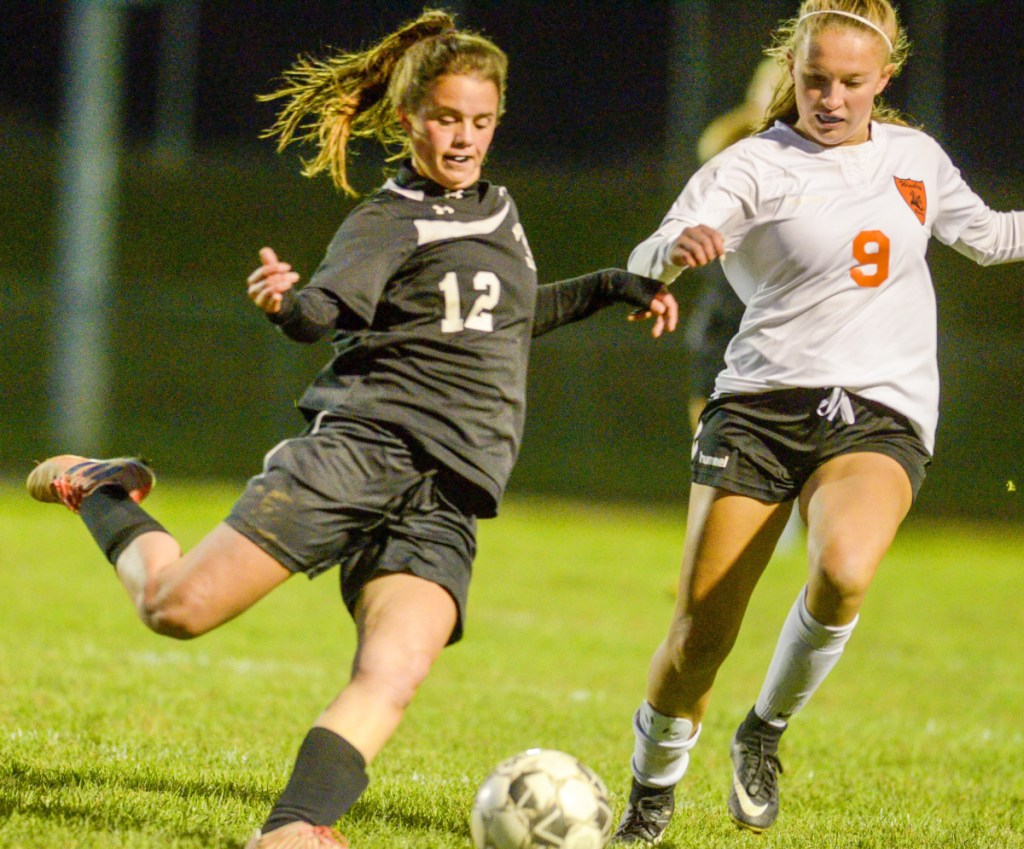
[676,484,792,643]
[800,451,913,623]
[340,474,476,645]
[352,572,458,674]
[127,522,293,634]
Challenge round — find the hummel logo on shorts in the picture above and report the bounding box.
[698,451,730,469]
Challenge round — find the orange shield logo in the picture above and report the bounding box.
[894,177,926,224]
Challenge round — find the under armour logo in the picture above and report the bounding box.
[444,189,465,199]
[432,204,454,215]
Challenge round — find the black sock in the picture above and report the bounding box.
[78,485,168,564]
[263,727,368,833]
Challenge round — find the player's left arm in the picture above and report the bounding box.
[948,208,1024,266]
[930,143,1024,266]
[532,269,678,339]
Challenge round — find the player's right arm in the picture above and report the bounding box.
[247,247,298,313]
[246,246,348,343]
[666,225,726,269]
[247,201,410,344]
[629,144,756,283]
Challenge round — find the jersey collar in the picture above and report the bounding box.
[393,160,487,200]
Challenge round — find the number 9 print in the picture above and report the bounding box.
[850,229,890,288]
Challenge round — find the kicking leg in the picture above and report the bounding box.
[27,454,292,638]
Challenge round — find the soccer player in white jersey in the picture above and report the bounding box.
[612,0,1024,842]
[23,11,677,849]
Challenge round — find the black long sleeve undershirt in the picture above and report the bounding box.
[266,268,664,342]
[531,269,665,338]
[266,287,348,343]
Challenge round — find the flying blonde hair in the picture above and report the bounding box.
[259,9,508,196]
[758,0,912,133]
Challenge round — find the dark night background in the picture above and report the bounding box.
[0,1,1021,516]
[3,1,1023,168]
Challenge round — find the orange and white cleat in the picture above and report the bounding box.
[243,821,350,848]
[26,455,155,513]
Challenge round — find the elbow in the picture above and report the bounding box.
[276,322,330,344]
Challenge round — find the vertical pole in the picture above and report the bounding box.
[50,2,127,452]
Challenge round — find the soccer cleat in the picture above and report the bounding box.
[26,455,155,513]
[611,779,675,845]
[243,821,350,848]
[727,708,785,833]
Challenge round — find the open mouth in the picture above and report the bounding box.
[816,113,843,126]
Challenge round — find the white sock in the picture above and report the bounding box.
[630,701,701,788]
[754,588,858,726]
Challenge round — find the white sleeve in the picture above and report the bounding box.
[931,145,1024,266]
[950,209,1024,266]
[627,151,757,284]
[627,228,685,284]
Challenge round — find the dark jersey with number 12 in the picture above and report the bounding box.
[294,162,536,516]
[273,162,662,517]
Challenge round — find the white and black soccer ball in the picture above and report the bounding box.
[470,748,613,849]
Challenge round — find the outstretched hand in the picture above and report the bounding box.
[246,247,300,314]
[628,289,679,338]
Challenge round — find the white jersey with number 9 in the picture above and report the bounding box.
[630,120,1024,453]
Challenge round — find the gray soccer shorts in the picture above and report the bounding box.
[691,387,931,503]
[226,413,477,644]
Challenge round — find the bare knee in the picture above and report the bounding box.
[808,536,878,619]
[819,537,875,593]
[114,539,209,638]
[351,645,437,711]
[139,583,213,640]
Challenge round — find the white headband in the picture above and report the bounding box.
[797,10,894,53]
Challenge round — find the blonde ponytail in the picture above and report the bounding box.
[259,9,506,196]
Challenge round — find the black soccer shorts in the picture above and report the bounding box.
[226,413,477,644]
[691,387,931,502]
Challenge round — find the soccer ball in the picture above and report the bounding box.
[470,748,613,849]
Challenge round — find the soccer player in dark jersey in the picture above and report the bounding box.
[25,10,676,849]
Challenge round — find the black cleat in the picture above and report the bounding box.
[611,779,675,845]
[727,707,785,833]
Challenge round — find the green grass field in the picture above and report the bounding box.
[1,480,1022,848]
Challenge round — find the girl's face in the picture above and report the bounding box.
[399,73,500,190]
[789,26,894,146]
